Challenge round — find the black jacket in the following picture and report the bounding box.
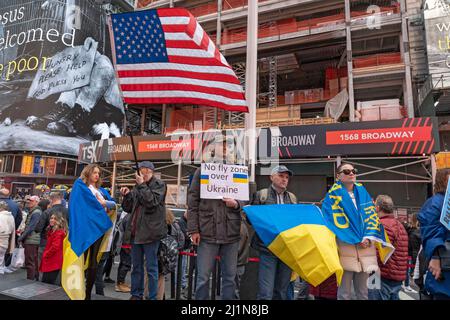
[35,204,68,247]
[122,177,167,245]
[187,167,246,244]
[178,215,191,250]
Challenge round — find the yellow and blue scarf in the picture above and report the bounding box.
[321,181,394,263]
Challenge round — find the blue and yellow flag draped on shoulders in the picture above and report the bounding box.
[321,181,394,263]
[62,178,115,300]
[244,204,343,287]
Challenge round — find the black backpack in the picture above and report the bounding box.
[157,225,180,275]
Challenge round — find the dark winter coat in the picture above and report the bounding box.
[187,167,246,244]
[122,177,168,245]
[418,193,450,297]
[378,215,409,281]
[19,206,42,245]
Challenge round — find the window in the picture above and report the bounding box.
[13,156,23,173]
[66,160,76,177]
[56,159,67,175]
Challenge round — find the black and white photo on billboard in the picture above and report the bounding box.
[425,0,450,88]
[0,0,124,155]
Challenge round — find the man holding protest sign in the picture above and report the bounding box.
[250,165,298,300]
[187,136,248,300]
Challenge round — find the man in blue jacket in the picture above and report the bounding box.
[0,187,22,269]
[0,187,22,229]
[418,168,450,299]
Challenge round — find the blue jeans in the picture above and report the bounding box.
[131,241,160,300]
[368,278,402,300]
[287,281,295,300]
[195,241,239,300]
[257,250,292,300]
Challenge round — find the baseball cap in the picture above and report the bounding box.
[28,195,40,202]
[133,161,155,171]
[271,165,293,177]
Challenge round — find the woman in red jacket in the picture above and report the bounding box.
[369,195,409,300]
[40,213,67,285]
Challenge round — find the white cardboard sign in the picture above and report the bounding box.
[200,163,249,201]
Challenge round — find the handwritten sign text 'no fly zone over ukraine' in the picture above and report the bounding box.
[200,163,249,201]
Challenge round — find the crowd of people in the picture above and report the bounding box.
[0,155,448,301]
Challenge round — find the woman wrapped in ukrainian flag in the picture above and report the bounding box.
[62,164,117,300]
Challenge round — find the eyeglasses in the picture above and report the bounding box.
[339,168,358,175]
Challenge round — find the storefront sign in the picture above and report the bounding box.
[79,117,440,163]
[260,117,440,159]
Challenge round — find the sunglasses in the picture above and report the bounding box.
[339,168,358,175]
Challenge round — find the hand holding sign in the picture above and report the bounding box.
[223,197,239,209]
[440,179,450,231]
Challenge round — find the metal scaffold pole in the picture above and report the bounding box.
[245,0,258,183]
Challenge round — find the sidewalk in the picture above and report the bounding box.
[1,259,420,300]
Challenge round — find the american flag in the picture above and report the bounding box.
[109,8,248,112]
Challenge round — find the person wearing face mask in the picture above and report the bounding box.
[120,161,167,301]
[250,165,297,300]
[322,163,394,300]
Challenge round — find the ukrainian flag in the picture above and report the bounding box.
[200,174,209,184]
[233,173,248,183]
[61,178,114,300]
[244,204,343,287]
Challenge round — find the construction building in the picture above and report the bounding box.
[100,0,440,216]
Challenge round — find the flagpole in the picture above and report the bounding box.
[107,15,139,173]
[124,104,140,173]
[245,0,258,183]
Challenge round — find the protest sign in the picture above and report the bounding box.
[200,163,249,201]
[440,179,450,231]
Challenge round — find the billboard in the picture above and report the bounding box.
[424,0,450,88]
[79,117,440,163]
[0,0,124,156]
